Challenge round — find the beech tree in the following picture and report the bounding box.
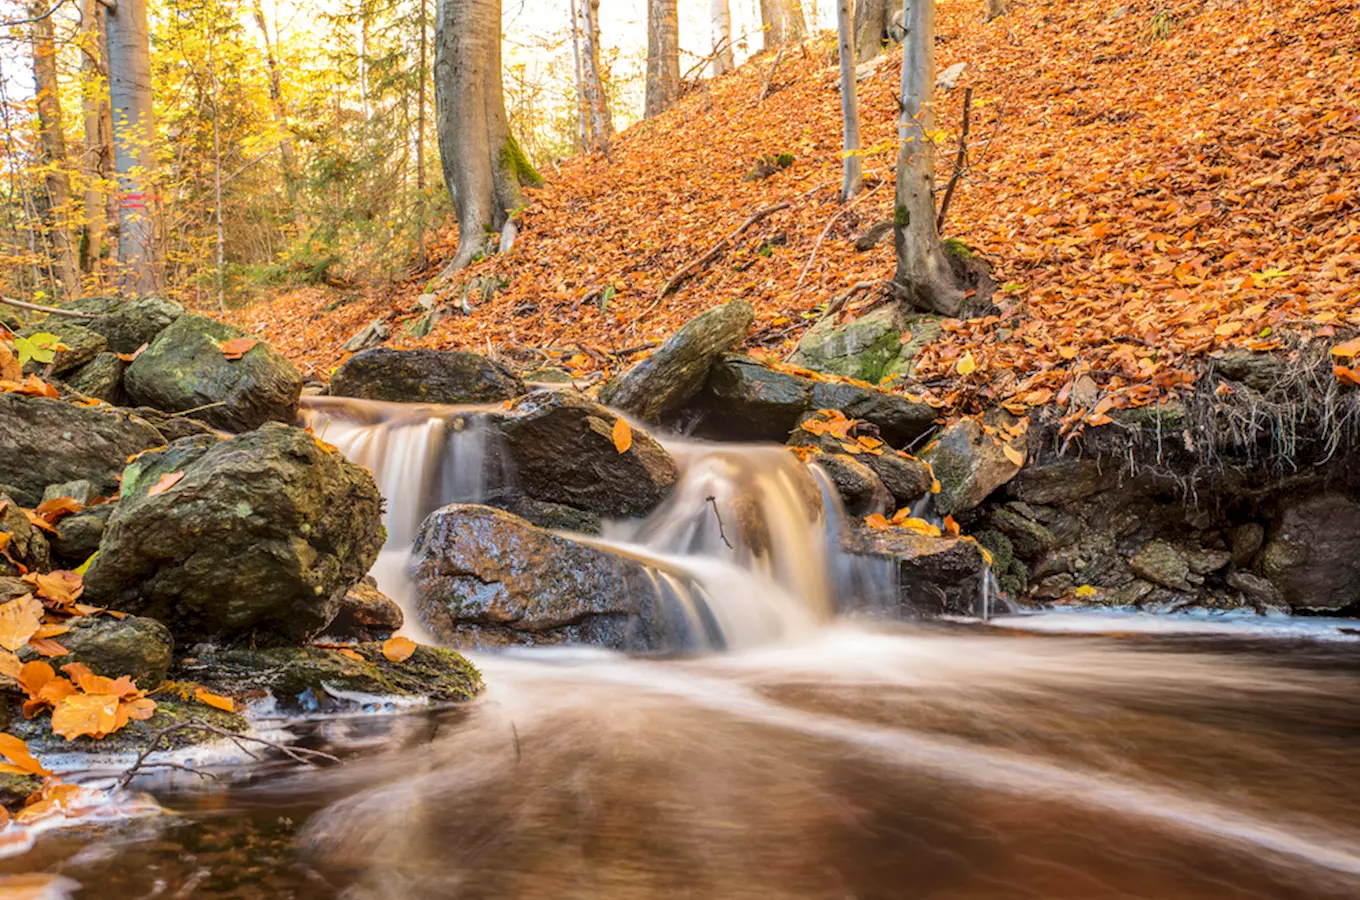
[853,0,900,63]
[434,0,541,273]
[105,0,160,297]
[836,0,861,201]
[29,0,79,299]
[759,0,806,51]
[78,0,114,281]
[580,0,612,152]
[711,0,735,75]
[644,0,680,118]
[893,0,963,316]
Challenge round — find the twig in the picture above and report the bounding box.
[1,296,98,319]
[655,201,791,300]
[705,495,734,549]
[117,718,339,790]
[936,87,974,234]
[610,341,659,358]
[169,401,228,418]
[794,181,883,291]
[758,47,787,102]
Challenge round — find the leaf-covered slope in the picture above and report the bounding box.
[237,0,1359,418]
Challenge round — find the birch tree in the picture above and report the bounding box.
[836,0,861,200]
[29,0,79,299]
[758,0,806,51]
[711,0,735,76]
[105,0,160,297]
[893,0,963,316]
[644,0,680,118]
[434,0,541,273]
[580,0,612,151]
[79,0,114,280]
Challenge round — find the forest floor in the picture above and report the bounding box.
[232,0,1359,424]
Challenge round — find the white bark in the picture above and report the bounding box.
[29,0,79,300]
[104,0,159,297]
[581,0,613,150]
[569,0,588,151]
[644,0,680,118]
[251,0,300,212]
[79,0,111,280]
[893,0,963,316]
[759,0,807,51]
[711,0,735,75]
[836,0,862,200]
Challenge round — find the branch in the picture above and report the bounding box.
[1,0,72,27]
[1,296,98,318]
[936,87,974,234]
[705,495,734,549]
[656,201,791,299]
[758,47,787,103]
[794,180,883,291]
[116,718,339,790]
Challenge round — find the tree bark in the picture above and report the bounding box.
[711,0,735,75]
[759,0,807,51]
[104,0,160,297]
[893,0,962,316]
[581,0,613,151]
[416,0,429,266]
[644,0,680,118]
[853,0,896,62]
[985,0,1007,22]
[434,0,541,275]
[836,0,862,201]
[568,0,588,151]
[29,0,79,300]
[79,0,112,281]
[250,0,300,213]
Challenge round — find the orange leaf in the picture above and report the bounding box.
[0,733,50,776]
[863,513,890,530]
[382,635,417,662]
[943,515,961,537]
[0,648,20,680]
[23,570,83,608]
[337,648,365,662]
[0,594,44,651]
[27,637,70,658]
[193,687,235,712]
[1334,366,1360,387]
[51,692,122,740]
[33,496,83,524]
[1332,338,1360,360]
[1002,443,1026,467]
[217,337,259,360]
[611,418,633,454]
[147,471,185,497]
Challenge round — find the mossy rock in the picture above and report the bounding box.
[18,322,107,376]
[5,699,248,757]
[63,352,125,403]
[86,296,185,355]
[1112,402,1187,432]
[0,773,42,809]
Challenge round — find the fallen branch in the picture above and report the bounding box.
[610,341,659,358]
[705,495,734,549]
[117,718,339,790]
[170,401,228,418]
[794,181,884,291]
[758,47,787,103]
[936,87,974,234]
[656,201,791,299]
[1,296,98,319]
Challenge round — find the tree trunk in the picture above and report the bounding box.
[568,0,588,151]
[759,0,807,51]
[251,0,300,213]
[985,0,1007,22]
[836,0,861,201]
[711,0,735,75]
[853,0,895,63]
[29,0,79,300]
[581,0,613,152]
[416,0,428,266]
[644,0,680,118]
[434,0,541,274]
[104,0,160,297]
[893,0,962,316]
[79,0,111,281]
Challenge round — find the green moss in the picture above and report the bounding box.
[942,237,978,261]
[502,134,544,189]
[6,699,248,758]
[894,204,909,227]
[1112,401,1187,432]
[856,330,905,384]
[774,152,795,168]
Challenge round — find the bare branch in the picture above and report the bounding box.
[1,296,98,318]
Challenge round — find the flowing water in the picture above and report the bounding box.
[6,395,1359,898]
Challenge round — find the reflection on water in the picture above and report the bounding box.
[6,622,1359,899]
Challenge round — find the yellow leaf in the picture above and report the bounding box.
[382,636,417,662]
[51,692,122,741]
[73,551,98,576]
[338,648,365,662]
[193,687,235,712]
[1331,338,1360,359]
[1002,443,1025,467]
[612,418,633,454]
[956,352,977,376]
[1074,585,1098,598]
[930,478,942,494]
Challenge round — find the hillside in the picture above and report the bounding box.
[234,0,1359,422]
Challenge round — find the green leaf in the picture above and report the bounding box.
[13,333,63,367]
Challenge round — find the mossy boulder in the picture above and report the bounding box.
[63,351,125,403]
[789,306,941,385]
[599,300,754,421]
[6,698,247,757]
[49,505,113,567]
[83,423,384,644]
[328,348,524,405]
[921,419,1023,516]
[699,354,814,441]
[124,314,302,432]
[0,393,164,506]
[24,615,174,688]
[86,296,185,354]
[17,322,107,376]
[813,453,892,517]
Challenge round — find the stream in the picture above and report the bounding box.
[2,396,1358,898]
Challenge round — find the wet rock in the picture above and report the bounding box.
[789,306,940,384]
[1129,540,1192,591]
[17,323,106,375]
[1033,573,1074,601]
[86,296,185,354]
[1230,522,1265,569]
[124,314,302,432]
[861,452,933,507]
[976,528,1026,595]
[808,381,936,447]
[1187,549,1231,576]
[129,406,219,442]
[845,526,988,616]
[180,643,481,711]
[49,506,112,566]
[63,352,124,403]
[524,366,573,384]
[84,423,384,644]
[324,577,404,641]
[30,615,173,687]
[0,494,50,576]
[815,454,893,517]
[7,699,246,757]
[328,348,524,405]
[700,354,813,441]
[495,497,602,534]
[989,507,1058,558]
[498,391,677,519]
[600,300,753,421]
[1261,493,1360,611]
[0,774,40,810]
[414,505,664,650]
[1227,571,1285,610]
[1009,459,1113,505]
[921,419,1023,516]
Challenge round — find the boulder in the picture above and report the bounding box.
[1230,522,1265,569]
[700,355,814,441]
[7,698,245,757]
[989,507,1058,559]
[63,352,125,403]
[860,452,932,507]
[845,526,988,616]
[414,505,665,650]
[599,300,753,421]
[1009,458,1113,505]
[17,323,106,375]
[84,423,384,644]
[1261,493,1360,611]
[814,454,892,517]
[124,314,302,432]
[41,479,97,506]
[921,419,1023,516]
[1129,540,1193,591]
[129,405,219,442]
[1227,571,1285,610]
[32,615,173,688]
[789,306,940,384]
[86,296,185,354]
[497,391,677,519]
[324,577,405,641]
[0,393,163,506]
[49,505,114,567]
[0,495,50,576]
[808,381,936,447]
[493,496,602,535]
[328,348,523,405]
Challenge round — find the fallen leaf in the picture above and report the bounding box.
[611,418,633,454]
[956,352,977,376]
[0,648,21,680]
[337,648,366,662]
[51,693,122,741]
[0,733,50,776]
[382,635,417,662]
[147,471,185,497]
[193,687,235,712]
[1332,338,1360,360]
[33,497,83,524]
[217,337,259,360]
[1002,443,1025,467]
[943,515,960,536]
[23,570,83,608]
[27,638,70,658]
[0,594,44,651]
